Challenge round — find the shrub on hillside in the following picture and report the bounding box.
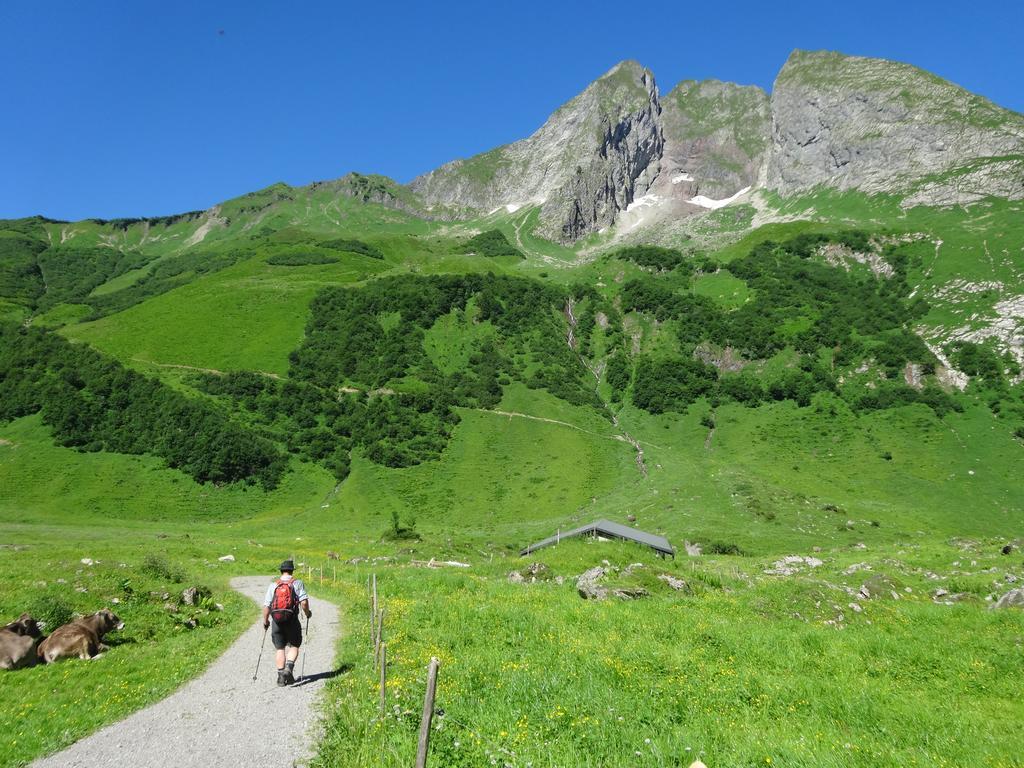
[611,245,689,272]
[459,230,523,258]
[321,238,384,259]
[266,252,340,266]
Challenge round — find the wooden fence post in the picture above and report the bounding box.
[374,608,386,669]
[370,574,377,648]
[415,657,440,768]
[379,642,387,715]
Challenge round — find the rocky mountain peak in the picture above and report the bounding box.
[408,50,1024,244]
[409,61,664,243]
[766,49,1024,205]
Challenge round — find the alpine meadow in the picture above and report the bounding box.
[2,48,1024,768]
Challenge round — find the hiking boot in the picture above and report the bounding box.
[276,670,287,687]
[282,668,295,685]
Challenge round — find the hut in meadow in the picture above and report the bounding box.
[520,519,675,559]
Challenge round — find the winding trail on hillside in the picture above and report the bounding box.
[31,577,340,768]
[131,358,284,380]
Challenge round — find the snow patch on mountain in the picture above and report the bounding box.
[687,186,751,210]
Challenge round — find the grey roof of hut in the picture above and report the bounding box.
[520,519,675,558]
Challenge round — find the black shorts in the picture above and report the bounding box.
[271,616,302,650]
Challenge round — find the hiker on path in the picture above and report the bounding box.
[262,559,312,686]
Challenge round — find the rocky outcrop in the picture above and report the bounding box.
[660,79,770,201]
[411,61,664,243]
[765,50,1024,206]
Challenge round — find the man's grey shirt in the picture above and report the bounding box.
[263,575,309,607]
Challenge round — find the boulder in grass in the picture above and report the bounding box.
[658,574,690,592]
[180,586,212,607]
[576,566,608,600]
[994,588,1024,609]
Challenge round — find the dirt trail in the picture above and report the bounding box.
[31,576,340,768]
[131,359,283,380]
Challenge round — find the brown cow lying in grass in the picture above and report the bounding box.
[38,609,123,663]
[1,613,43,670]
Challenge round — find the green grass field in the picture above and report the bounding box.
[2,188,1023,767]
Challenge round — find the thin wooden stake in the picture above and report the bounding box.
[370,574,377,648]
[378,643,387,715]
[374,608,386,669]
[415,657,440,768]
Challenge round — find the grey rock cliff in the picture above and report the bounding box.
[410,61,664,243]
[765,50,1024,206]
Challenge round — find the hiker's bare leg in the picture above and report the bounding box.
[275,648,286,669]
[286,646,299,663]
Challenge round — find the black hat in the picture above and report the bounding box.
[279,559,294,572]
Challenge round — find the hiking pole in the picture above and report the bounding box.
[301,614,310,681]
[252,625,268,682]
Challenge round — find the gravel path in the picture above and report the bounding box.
[32,576,341,768]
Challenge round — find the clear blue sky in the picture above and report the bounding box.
[2,0,1022,220]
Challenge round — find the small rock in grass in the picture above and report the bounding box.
[81,558,94,566]
[217,555,235,563]
[612,587,649,600]
[658,574,690,592]
[181,586,211,606]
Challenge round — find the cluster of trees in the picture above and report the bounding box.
[605,231,966,418]
[192,370,456,481]
[0,324,286,487]
[0,229,46,306]
[618,231,932,361]
[610,245,688,272]
[459,230,523,259]
[193,274,596,478]
[0,218,182,315]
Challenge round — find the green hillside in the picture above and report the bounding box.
[1,182,1023,767]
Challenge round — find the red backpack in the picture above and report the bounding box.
[269,579,298,623]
